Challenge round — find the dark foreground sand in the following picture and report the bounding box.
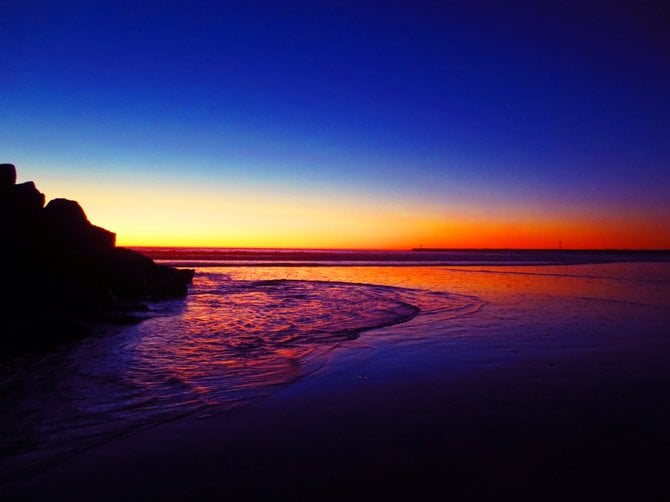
[3,264,670,501]
[4,329,670,500]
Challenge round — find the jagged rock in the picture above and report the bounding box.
[44,198,89,225]
[1,180,45,254]
[12,181,45,211]
[0,163,16,188]
[44,198,116,253]
[1,164,194,352]
[107,247,194,300]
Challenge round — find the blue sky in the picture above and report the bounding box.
[2,0,669,247]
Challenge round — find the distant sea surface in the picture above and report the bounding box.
[136,246,670,267]
[2,248,670,481]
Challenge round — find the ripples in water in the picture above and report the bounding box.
[0,271,479,479]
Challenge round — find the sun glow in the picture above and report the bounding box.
[25,172,670,250]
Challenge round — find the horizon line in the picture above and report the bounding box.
[126,245,670,253]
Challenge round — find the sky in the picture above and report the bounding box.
[2,0,669,249]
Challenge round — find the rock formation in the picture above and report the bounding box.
[0,163,194,351]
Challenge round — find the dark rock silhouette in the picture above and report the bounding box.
[0,163,17,187]
[1,164,194,351]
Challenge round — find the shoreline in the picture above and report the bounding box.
[4,319,669,500]
[3,262,670,500]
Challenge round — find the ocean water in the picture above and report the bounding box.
[1,249,670,481]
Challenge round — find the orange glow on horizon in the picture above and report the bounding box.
[112,211,670,250]
[27,175,670,251]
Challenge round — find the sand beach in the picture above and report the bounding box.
[3,260,670,500]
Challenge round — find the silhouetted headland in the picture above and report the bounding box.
[0,163,194,351]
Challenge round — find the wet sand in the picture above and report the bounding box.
[3,263,670,500]
[4,332,669,500]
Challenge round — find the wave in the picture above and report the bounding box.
[0,272,480,480]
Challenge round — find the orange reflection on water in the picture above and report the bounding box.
[215,262,670,309]
[129,270,436,407]
[127,262,670,413]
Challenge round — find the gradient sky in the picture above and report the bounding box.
[2,0,669,249]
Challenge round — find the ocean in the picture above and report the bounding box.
[2,248,670,482]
